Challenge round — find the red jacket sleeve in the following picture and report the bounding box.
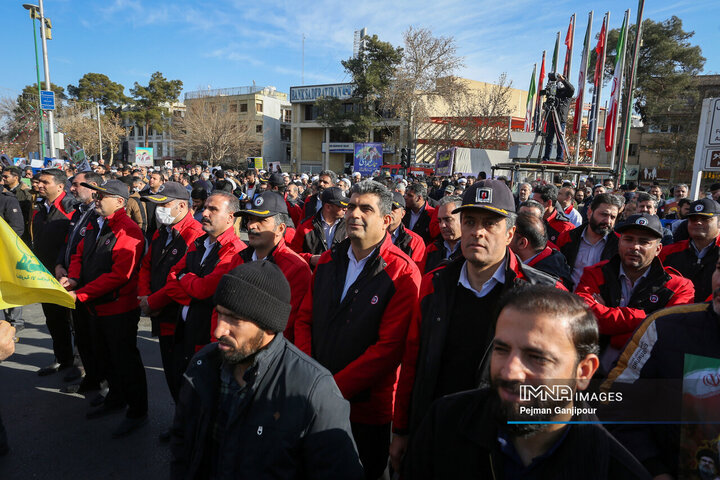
[333,263,421,400]
[137,232,160,297]
[68,237,85,280]
[293,259,321,355]
[75,226,144,303]
[411,236,426,273]
[284,260,312,344]
[428,206,440,244]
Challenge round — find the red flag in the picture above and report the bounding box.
[593,21,607,86]
[533,52,546,131]
[573,12,593,135]
[563,15,575,78]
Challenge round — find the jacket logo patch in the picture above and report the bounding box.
[172,248,178,255]
[79,227,87,237]
[695,204,704,212]
[104,239,111,246]
[257,426,263,435]
[254,196,264,207]
[157,184,165,192]
[370,295,379,305]
[635,217,649,226]
[475,188,492,203]
[649,294,659,303]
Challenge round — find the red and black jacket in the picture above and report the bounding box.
[68,208,145,316]
[231,238,312,344]
[139,212,204,336]
[527,246,574,290]
[556,224,619,272]
[285,196,304,228]
[402,202,438,245]
[295,234,421,424]
[393,252,566,435]
[659,235,720,303]
[423,238,462,274]
[393,223,426,272]
[575,255,695,349]
[544,207,574,244]
[56,202,97,270]
[32,191,77,270]
[288,210,347,264]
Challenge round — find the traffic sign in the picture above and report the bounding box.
[40,90,55,110]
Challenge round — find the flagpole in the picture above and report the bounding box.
[564,14,576,79]
[609,10,630,172]
[524,63,537,132]
[552,32,561,72]
[591,12,610,167]
[618,0,646,184]
[574,11,593,165]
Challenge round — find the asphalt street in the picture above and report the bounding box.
[0,303,174,479]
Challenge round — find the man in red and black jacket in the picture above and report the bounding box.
[575,213,695,373]
[390,180,566,473]
[60,179,147,438]
[32,168,78,376]
[295,180,421,480]
[388,192,426,271]
[230,191,311,344]
[289,186,348,267]
[532,183,574,244]
[403,183,439,245]
[659,198,720,302]
[423,195,463,273]
[152,192,246,396]
[137,182,204,406]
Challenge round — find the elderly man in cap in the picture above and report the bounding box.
[391,179,566,472]
[59,179,148,437]
[229,191,311,343]
[137,182,204,422]
[575,213,695,372]
[171,261,363,480]
[388,192,426,270]
[290,186,348,267]
[659,198,720,302]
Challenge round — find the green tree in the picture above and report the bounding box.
[67,73,127,111]
[316,35,403,142]
[129,71,183,148]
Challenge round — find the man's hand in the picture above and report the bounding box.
[59,277,78,291]
[556,73,565,82]
[54,265,68,280]
[389,434,409,474]
[0,321,16,361]
[67,290,77,301]
[309,255,321,268]
[138,296,151,316]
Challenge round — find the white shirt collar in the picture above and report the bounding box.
[458,257,507,298]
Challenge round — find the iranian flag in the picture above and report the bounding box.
[604,15,627,152]
[573,13,593,135]
[524,65,537,132]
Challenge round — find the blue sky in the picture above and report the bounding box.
[1,0,718,101]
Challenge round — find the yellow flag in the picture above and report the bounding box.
[0,217,76,309]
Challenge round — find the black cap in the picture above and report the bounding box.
[615,213,663,238]
[392,192,405,209]
[235,191,288,217]
[141,181,190,203]
[320,186,349,207]
[710,183,720,193]
[82,179,129,200]
[268,172,284,187]
[452,179,515,217]
[688,198,720,217]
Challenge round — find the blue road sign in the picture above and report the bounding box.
[40,90,55,110]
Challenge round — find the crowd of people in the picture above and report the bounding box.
[2,159,720,479]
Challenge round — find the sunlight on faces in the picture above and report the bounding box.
[246,214,284,251]
[93,193,124,217]
[389,205,405,231]
[71,175,96,203]
[37,174,64,200]
[318,175,333,190]
[437,203,461,242]
[518,184,532,203]
[688,214,719,244]
[345,193,392,245]
[618,229,662,271]
[587,204,619,236]
[460,209,514,269]
[214,305,268,365]
[201,195,234,236]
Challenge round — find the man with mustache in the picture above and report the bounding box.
[391,180,565,473]
[170,261,363,479]
[423,195,463,273]
[405,285,649,479]
[556,193,625,290]
[602,259,720,479]
[230,191,311,344]
[295,180,421,480]
[575,213,694,373]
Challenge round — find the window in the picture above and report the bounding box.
[256,102,263,113]
[628,143,639,157]
[230,104,238,113]
[281,128,291,142]
[304,104,319,121]
[240,103,248,113]
[138,126,144,137]
[282,109,292,122]
[256,124,263,133]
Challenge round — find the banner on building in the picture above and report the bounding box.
[353,143,383,176]
[135,147,154,166]
[435,148,455,176]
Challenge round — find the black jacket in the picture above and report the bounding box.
[557,225,619,272]
[423,238,461,274]
[402,202,435,244]
[542,76,575,119]
[660,237,719,302]
[170,336,363,480]
[0,190,24,237]
[56,202,97,270]
[406,388,650,480]
[527,246,574,290]
[5,184,32,243]
[32,192,77,270]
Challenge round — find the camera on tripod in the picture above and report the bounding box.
[542,72,560,109]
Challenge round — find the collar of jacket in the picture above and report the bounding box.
[240,237,288,263]
[214,225,241,247]
[171,210,196,234]
[332,231,393,264]
[103,207,129,226]
[546,207,569,224]
[604,254,670,286]
[527,246,554,267]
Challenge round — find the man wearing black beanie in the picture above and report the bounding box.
[170,261,363,480]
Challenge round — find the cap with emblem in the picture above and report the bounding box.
[615,213,663,238]
[688,198,720,217]
[81,179,129,200]
[320,186,349,207]
[235,191,288,218]
[444,185,455,194]
[268,172,285,187]
[391,192,405,210]
[140,181,190,203]
[452,179,515,217]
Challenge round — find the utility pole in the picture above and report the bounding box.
[301,33,305,85]
[97,103,103,163]
[38,0,56,158]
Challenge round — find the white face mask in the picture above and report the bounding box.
[156,206,177,225]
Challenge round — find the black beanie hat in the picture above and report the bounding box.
[214,261,292,333]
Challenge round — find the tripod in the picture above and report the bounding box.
[525,100,569,163]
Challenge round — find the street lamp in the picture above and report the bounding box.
[23,1,56,159]
[22,3,45,159]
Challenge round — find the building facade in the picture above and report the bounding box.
[123,102,185,164]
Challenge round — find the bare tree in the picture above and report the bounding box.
[382,27,466,152]
[174,97,260,166]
